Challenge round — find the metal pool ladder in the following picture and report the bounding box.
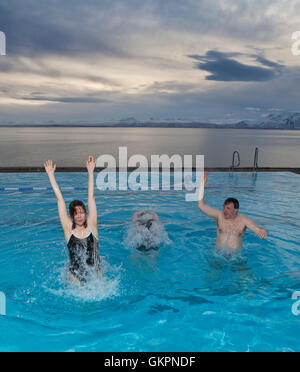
[253,147,259,173]
[230,151,241,172]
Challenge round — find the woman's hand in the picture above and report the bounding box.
[44,159,56,176]
[202,171,208,184]
[87,155,96,173]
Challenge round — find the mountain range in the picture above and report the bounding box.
[1,112,300,129]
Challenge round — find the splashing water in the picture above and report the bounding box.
[43,258,123,303]
[125,214,170,252]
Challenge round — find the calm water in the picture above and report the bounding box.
[0,127,300,167]
[0,172,300,351]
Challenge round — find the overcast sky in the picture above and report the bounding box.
[0,0,299,124]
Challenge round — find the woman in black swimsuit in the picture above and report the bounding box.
[44,155,101,284]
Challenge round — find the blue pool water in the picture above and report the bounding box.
[1,172,300,352]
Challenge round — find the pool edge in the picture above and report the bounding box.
[0,167,300,174]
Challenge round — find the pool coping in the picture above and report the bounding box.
[0,167,300,174]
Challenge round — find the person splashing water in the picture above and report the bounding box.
[44,155,102,285]
[126,211,169,252]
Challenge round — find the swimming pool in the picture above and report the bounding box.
[0,172,300,352]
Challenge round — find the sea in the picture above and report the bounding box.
[0,127,300,168]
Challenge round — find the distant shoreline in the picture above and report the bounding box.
[0,124,299,130]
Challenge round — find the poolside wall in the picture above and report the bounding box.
[0,167,300,174]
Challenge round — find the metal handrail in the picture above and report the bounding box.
[230,151,241,171]
[253,147,259,172]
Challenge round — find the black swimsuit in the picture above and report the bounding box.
[67,228,101,283]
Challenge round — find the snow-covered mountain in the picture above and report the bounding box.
[234,112,300,129]
[1,112,300,129]
[116,113,300,129]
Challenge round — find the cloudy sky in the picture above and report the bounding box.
[0,0,299,124]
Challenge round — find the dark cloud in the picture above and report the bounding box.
[0,56,122,89]
[0,0,290,58]
[1,66,300,124]
[0,0,130,57]
[144,81,195,94]
[0,0,298,124]
[21,96,110,104]
[252,55,284,69]
[188,50,284,82]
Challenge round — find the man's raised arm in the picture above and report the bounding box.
[198,172,221,220]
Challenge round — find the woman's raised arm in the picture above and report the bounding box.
[44,160,72,238]
[86,155,98,235]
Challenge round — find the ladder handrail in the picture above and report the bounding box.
[253,147,259,171]
[230,151,241,171]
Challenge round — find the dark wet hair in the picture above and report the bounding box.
[224,198,239,210]
[69,200,88,229]
[138,219,154,230]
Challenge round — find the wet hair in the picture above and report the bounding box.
[126,214,169,252]
[138,219,154,230]
[69,200,88,230]
[224,198,239,210]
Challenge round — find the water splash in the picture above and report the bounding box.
[125,214,170,251]
[43,258,123,303]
